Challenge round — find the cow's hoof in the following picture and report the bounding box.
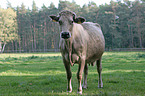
[82,85,87,89]
[67,90,72,93]
[67,86,72,93]
[98,85,103,88]
[98,83,103,88]
[77,91,82,95]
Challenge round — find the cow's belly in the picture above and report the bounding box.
[86,52,103,63]
[71,53,103,64]
[62,50,103,65]
[86,40,105,63]
[71,50,104,64]
[86,46,104,63]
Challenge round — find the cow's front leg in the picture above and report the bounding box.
[82,64,88,89]
[63,59,72,92]
[97,58,103,88]
[77,58,85,94]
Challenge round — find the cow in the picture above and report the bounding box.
[49,10,105,94]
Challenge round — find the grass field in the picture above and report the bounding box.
[0,52,145,96]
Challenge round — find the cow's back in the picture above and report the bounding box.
[81,22,105,63]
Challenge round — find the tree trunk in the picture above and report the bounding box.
[22,36,25,52]
[130,25,134,48]
[0,25,3,53]
[136,3,143,48]
[33,20,37,51]
[19,38,21,53]
[128,24,133,48]
[2,43,6,53]
[31,25,34,52]
[15,41,17,53]
[44,17,46,51]
[137,17,142,48]
[25,33,27,51]
[0,42,2,53]
[96,11,99,23]
[12,41,14,52]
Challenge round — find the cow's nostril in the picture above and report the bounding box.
[61,32,71,39]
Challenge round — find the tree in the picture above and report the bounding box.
[31,0,38,51]
[131,0,143,48]
[58,0,81,13]
[0,8,18,53]
[1,0,145,53]
[17,3,27,52]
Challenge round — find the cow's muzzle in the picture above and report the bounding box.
[61,32,71,39]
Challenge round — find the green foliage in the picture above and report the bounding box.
[0,52,145,95]
[0,8,18,52]
[2,0,145,52]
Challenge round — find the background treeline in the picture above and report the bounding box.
[1,0,145,53]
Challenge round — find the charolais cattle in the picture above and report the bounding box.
[50,10,105,94]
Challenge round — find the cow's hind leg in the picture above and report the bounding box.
[96,58,103,88]
[82,63,88,89]
[63,60,72,92]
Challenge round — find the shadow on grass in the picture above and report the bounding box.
[0,70,144,96]
[0,52,145,95]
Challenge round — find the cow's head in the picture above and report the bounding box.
[49,10,85,39]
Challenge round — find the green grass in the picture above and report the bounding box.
[0,52,145,96]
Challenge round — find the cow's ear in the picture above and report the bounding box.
[74,17,85,24]
[49,15,59,22]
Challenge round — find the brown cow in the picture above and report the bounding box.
[50,10,105,94]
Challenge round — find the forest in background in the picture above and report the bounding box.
[0,0,145,53]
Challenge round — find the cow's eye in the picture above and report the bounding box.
[59,21,63,25]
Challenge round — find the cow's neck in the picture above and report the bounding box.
[64,39,74,66]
